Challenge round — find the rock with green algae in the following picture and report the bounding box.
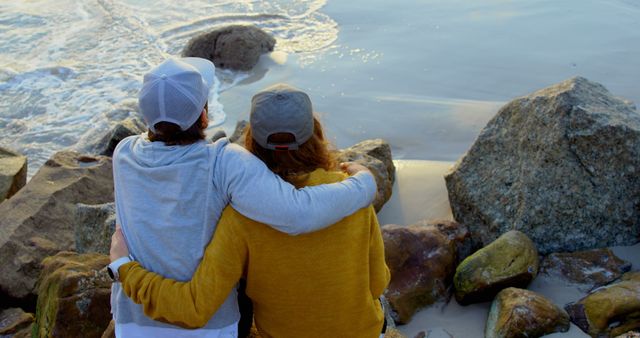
[33,251,112,338]
[454,230,539,305]
[485,287,569,338]
[565,271,640,337]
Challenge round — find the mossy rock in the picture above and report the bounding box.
[454,230,539,305]
[566,271,640,337]
[486,287,569,338]
[33,251,112,338]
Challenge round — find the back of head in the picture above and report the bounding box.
[138,57,215,145]
[244,83,337,182]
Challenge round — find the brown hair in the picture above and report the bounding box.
[148,104,208,146]
[244,117,338,185]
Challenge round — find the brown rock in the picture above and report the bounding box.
[182,25,276,71]
[74,202,116,255]
[542,248,631,289]
[565,271,640,337]
[382,220,470,324]
[0,146,27,202]
[0,151,114,300]
[0,307,34,336]
[33,252,112,338]
[339,139,395,212]
[485,287,569,338]
[616,332,640,338]
[88,116,146,157]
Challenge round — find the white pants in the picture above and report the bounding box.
[115,321,238,338]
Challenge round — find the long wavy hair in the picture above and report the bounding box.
[244,117,338,186]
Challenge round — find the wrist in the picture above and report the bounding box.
[107,255,134,282]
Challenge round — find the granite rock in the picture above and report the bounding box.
[0,146,27,202]
[445,77,640,254]
[485,287,570,338]
[454,230,539,305]
[87,116,146,157]
[74,202,116,255]
[0,151,113,300]
[182,25,275,71]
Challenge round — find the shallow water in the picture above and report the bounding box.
[2,0,639,178]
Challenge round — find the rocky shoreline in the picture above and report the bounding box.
[1,27,639,338]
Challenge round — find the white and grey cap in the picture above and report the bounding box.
[250,83,314,150]
[138,57,215,133]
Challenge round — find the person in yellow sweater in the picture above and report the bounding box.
[110,83,391,338]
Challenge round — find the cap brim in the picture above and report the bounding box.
[181,57,216,91]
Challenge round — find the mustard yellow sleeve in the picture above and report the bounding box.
[119,211,247,329]
[368,206,391,297]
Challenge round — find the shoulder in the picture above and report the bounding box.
[113,134,142,159]
[306,169,349,185]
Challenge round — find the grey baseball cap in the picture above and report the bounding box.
[250,83,314,150]
[138,57,215,132]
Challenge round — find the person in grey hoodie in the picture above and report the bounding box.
[106,57,377,338]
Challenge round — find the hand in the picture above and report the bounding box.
[110,226,130,262]
[340,162,371,176]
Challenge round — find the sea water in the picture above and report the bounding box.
[1,0,639,178]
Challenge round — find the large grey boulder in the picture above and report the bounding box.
[339,139,395,212]
[445,77,640,254]
[0,146,27,202]
[182,25,276,71]
[86,117,146,157]
[0,151,113,300]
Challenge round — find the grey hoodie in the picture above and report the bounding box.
[110,135,376,331]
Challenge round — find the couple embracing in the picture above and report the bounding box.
[108,57,390,338]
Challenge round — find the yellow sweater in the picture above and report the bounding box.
[120,169,391,338]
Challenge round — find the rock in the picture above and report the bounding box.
[0,146,27,202]
[0,151,113,300]
[0,307,34,336]
[385,328,408,338]
[565,271,640,337]
[100,320,115,338]
[339,139,395,212]
[182,25,276,71]
[75,202,116,255]
[33,252,112,338]
[485,287,569,338]
[445,77,640,254]
[382,220,470,323]
[229,120,249,145]
[454,230,539,305]
[86,116,146,157]
[541,248,631,290]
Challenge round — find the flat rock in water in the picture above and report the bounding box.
[382,220,470,324]
[541,248,631,290]
[182,25,275,71]
[565,271,640,337]
[339,139,396,212]
[0,146,27,202]
[485,287,569,338]
[454,230,539,305]
[0,151,113,300]
[445,77,640,254]
[33,252,112,338]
